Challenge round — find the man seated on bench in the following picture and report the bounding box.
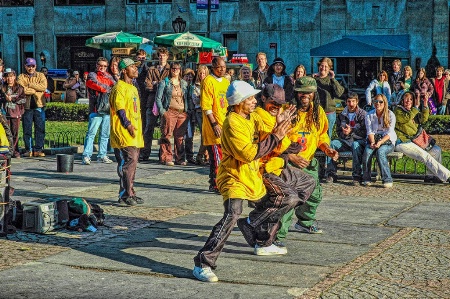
[325,92,367,185]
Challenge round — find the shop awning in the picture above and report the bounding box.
[310,35,410,58]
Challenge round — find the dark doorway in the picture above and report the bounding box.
[56,36,102,74]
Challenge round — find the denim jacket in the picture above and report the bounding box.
[155,78,188,115]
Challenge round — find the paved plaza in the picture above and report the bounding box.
[1,149,449,299]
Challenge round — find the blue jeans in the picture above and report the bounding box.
[362,143,394,183]
[22,108,45,152]
[437,105,447,115]
[326,139,366,179]
[83,112,110,159]
[326,112,336,138]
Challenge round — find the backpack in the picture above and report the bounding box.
[68,197,105,227]
[95,92,110,114]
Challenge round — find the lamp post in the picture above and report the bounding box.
[172,16,186,33]
[39,52,46,67]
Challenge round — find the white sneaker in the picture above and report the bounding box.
[254,244,287,256]
[383,182,393,188]
[82,156,91,165]
[98,156,113,164]
[192,266,218,282]
[362,181,372,186]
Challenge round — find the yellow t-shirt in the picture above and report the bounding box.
[216,112,267,202]
[289,103,329,161]
[200,75,229,146]
[254,107,291,176]
[0,125,10,148]
[109,80,144,149]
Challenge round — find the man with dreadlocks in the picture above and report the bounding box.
[275,77,338,243]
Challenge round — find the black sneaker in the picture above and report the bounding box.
[237,218,256,247]
[208,185,220,194]
[294,221,323,234]
[118,197,137,206]
[325,174,336,183]
[133,195,144,204]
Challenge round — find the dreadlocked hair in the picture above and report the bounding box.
[292,91,321,131]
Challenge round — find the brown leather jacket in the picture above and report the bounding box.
[144,64,171,109]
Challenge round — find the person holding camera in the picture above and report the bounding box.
[362,94,397,188]
[394,91,450,184]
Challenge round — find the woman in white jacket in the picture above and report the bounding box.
[365,70,392,107]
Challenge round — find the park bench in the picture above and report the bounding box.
[314,150,405,180]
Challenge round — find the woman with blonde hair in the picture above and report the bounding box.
[238,65,255,87]
[391,65,413,106]
[292,64,306,81]
[365,70,391,106]
[191,65,210,165]
[362,93,397,188]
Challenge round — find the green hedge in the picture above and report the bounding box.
[46,102,89,122]
[423,115,450,134]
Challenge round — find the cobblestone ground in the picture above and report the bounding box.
[1,171,449,298]
[316,229,450,299]
[299,178,450,299]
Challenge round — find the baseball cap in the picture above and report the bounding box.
[261,84,285,105]
[118,58,141,71]
[73,71,79,75]
[226,80,261,106]
[4,68,15,75]
[25,58,36,66]
[294,76,317,93]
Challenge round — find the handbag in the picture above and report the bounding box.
[410,126,436,151]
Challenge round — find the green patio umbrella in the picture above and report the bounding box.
[153,32,222,50]
[85,31,151,50]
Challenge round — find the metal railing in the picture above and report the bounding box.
[17,129,162,149]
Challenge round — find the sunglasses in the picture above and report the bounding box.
[374,100,384,104]
[171,67,180,70]
[136,56,146,60]
[26,65,36,68]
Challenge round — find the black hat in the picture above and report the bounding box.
[271,57,286,69]
[262,84,286,105]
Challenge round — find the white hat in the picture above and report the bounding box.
[226,81,261,106]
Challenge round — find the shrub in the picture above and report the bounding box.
[423,115,450,134]
[46,102,89,121]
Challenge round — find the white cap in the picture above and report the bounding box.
[226,81,261,106]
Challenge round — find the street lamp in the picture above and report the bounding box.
[39,52,46,67]
[172,16,186,33]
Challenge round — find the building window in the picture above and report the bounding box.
[0,0,34,6]
[223,33,237,62]
[54,0,105,5]
[127,0,172,4]
[19,36,34,71]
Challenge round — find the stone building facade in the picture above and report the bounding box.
[0,0,448,84]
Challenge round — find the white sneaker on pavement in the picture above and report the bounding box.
[193,266,218,282]
[82,156,91,165]
[254,244,287,256]
[98,156,113,164]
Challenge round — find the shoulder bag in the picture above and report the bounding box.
[398,126,436,151]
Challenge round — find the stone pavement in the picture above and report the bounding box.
[1,150,449,299]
